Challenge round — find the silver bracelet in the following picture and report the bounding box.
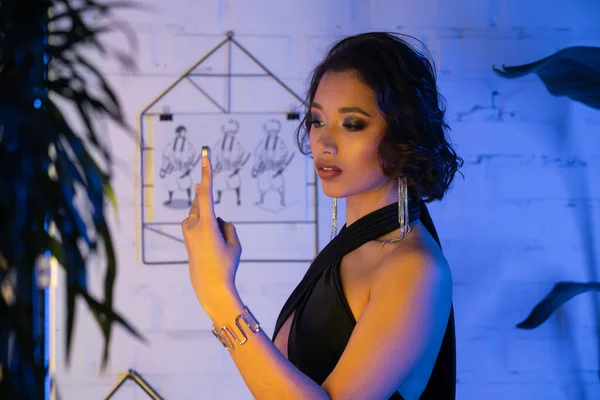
[211,306,261,350]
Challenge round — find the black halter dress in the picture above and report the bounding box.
[272,201,456,399]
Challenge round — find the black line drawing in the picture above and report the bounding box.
[137,31,319,265]
[213,119,248,206]
[159,124,198,207]
[252,119,293,210]
[104,369,164,400]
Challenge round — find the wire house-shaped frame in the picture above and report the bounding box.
[136,31,318,265]
[104,369,164,400]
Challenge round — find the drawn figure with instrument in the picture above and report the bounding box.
[213,120,249,206]
[160,125,198,206]
[252,119,293,207]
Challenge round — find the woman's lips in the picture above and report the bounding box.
[317,168,342,180]
[315,160,342,181]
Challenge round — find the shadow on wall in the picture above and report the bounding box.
[493,46,600,392]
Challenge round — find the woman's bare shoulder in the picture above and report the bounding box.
[373,223,452,297]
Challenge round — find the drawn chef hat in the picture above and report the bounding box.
[263,119,281,134]
[221,119,240,134]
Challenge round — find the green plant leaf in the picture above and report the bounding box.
[65,277,78,364]
[517,281,600,329]
[103,181,118,212]
[493,46,600,110]
[97,219,118,370]
[80,290,146,343]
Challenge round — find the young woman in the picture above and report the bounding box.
[182,32,463,400]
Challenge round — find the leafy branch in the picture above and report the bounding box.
[0,0,147,397]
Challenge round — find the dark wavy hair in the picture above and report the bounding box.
[296,32,463,202]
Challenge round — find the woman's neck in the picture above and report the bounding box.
[344,178,398,227]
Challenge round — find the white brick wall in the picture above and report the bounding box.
[53,0,600,398]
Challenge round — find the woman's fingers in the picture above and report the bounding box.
[222,221,241,248]
[197,153,217,225]
[188,186,200,218]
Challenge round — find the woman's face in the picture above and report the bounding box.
[309,70,390,199]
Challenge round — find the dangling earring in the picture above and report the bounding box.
[330,197,338,241]
[377,177,411,249]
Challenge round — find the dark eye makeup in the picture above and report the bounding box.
[343,117,367,131]
[308,114,367,131]
[308,114,324,128]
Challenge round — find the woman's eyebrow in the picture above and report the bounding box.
[311,102,371,117]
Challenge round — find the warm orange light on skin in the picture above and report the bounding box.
[309,70,398,226]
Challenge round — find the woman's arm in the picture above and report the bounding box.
[206,289,329,399]
[183,154,451,400]
[320,250,452,399]
[207,249,451,400]
[184,154,326,399]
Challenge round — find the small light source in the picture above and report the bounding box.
[33,99,42,109]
